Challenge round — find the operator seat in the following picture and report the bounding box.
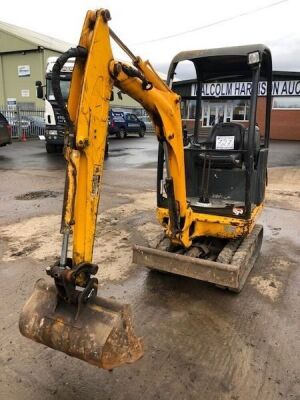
[198,122,245,168]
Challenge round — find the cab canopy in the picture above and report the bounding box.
[167,44,272,82]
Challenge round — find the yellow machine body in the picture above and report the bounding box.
[157,203,263,240]
[19,7,269,369]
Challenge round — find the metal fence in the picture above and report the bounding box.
[0,106,45,139]
[0,105,156,138]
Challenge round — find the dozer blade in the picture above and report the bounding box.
[133,224,263,293]
[19,279,143,369]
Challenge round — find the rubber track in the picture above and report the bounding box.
[231,224,263,268]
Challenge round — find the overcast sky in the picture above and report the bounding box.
[1,0,300,78]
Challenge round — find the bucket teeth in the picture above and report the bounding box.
[19,279,143,369]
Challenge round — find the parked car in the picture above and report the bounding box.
[108,111,146,139]
[0,112,12,147]
[139,115,154,132]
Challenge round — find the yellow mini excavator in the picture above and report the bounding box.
[19,9,272,369]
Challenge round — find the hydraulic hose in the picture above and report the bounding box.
[51,46,88,130]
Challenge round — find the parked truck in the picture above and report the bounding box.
[37,58,109,155]
[36,57,73,153]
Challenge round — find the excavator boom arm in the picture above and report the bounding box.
[62,11,192,265]
[61,10,114,265]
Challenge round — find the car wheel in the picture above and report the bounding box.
[139,127,145,138]
[117,128,126,139]
[46,143,57,153]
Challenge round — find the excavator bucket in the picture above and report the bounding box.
[19,279,143,369]
[133,225,263,293]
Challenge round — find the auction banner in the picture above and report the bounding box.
[191,81,300,97]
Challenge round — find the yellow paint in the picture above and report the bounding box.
[157,203,263,243]
[61,146,80,232]
[62,10,114,264]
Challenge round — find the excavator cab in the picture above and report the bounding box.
[164,45,272,221]
[134,45,273,292]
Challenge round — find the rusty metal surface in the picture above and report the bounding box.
[133,224,263,291]
[133,245,240,288]
[19,279,143,370]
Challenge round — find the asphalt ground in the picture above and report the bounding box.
[0,136,299,172]
[0,136,299,400]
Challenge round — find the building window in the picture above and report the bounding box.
[180,100,189,119]
[202,103,209,126]
[273,96,300,109]
[46,78,70,101]
[232,100,249,120]
[182,99,250,124]
[188,100,197,119]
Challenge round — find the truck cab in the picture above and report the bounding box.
[37,57,74,153]
[37,57,109,156]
